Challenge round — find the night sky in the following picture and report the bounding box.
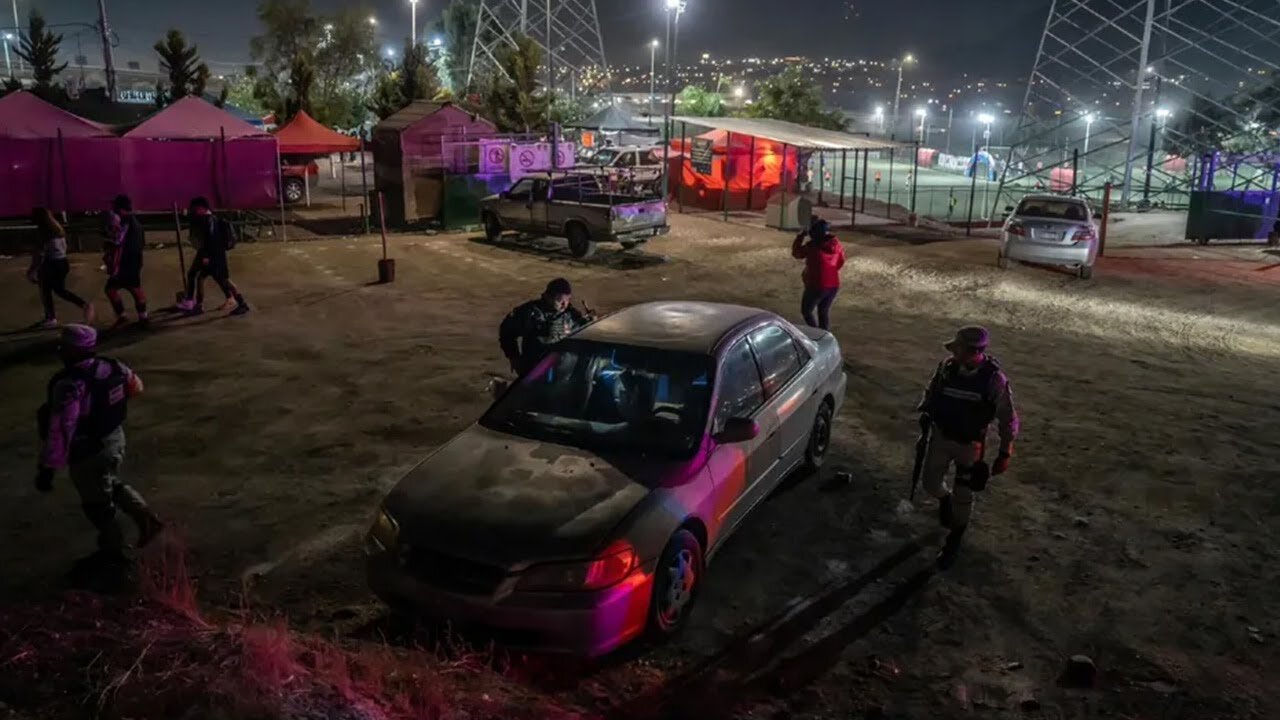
[21,0,1044,77]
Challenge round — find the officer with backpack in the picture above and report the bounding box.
[36,324,163,579]
[176,197,250,316]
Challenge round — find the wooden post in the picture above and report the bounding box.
[376,191,395,283]
[722,131,733,222]
[839,149,847,210]
[678,121,687,214]
[360,135,370,235]
[1098,181,1113,258]
[860,149,869,214]
[886,147,895,219]
[275,143,288,242]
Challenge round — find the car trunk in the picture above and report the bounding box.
[1018,217,1087,244]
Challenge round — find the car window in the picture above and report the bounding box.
[616,152,637,167]
[714,340,765,429]
[748,324,806,398]
[1015,198,1089,221]
[507,178,535,200]
[638,151,661,166]
[531,179,550,200]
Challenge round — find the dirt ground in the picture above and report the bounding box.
[1,208,1277,719]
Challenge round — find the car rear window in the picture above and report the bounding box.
[1015,199,1089,221]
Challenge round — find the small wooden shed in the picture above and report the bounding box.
[373,101,499,225]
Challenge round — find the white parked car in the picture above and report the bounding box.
[998,194,1100,279]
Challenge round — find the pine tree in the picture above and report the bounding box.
[14,11,67,100]
[154,29,211,102]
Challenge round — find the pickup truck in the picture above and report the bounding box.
[480,173,669,258]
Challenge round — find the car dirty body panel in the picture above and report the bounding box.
[367,301,847,656]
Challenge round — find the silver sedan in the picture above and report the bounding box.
[998,193,1100,278]
[365,301,847,656]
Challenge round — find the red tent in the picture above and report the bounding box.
[0,91,120,217]
[273,110,360,155]
[122,97,279,211]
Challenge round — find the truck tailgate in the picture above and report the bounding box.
[610,199,667,234]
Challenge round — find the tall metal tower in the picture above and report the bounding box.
[466,0,611,96]
[996,0,1280,212]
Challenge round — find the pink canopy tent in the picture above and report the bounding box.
[121,97,280,212]
[0,91,121,218]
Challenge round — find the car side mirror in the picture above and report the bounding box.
[714,417,760,444]
[488,378,509,399]
[1004,205,1014,212]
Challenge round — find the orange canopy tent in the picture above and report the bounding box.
[272,110,360,155]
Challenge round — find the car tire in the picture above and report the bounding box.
[567,224,597,259]
[483,213,502,243]
[803,399,834,471]
[283,177,305,204]
[648,529,703,638]
[1078,264,1094,279]
[997,252,1010,269]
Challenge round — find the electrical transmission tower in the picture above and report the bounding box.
[996,0,1280,214]
[466,0,611,97]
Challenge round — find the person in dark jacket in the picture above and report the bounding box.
[499,278,594,376]
[27,208,94,329]
[176,197,250,316]
[791,218,846,331]
[916,326,1019,570]
[36,324,163,579]
[103,195,149,329]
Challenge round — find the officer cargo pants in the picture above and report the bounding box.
[921,430,983,528]
[69,428,152,555]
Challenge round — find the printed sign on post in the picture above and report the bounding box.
[690,138,715,175]
[480,141,509,174]
[508,142,577,180]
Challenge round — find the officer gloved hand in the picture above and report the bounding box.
[992,445,1013,476]
[34,466,54,493]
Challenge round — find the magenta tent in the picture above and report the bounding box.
[0,91,120,218]
[121,96,280,212]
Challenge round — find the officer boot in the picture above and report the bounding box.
[938,493,954,529]
[81,502,128,562]
[936,525,967,570]
[112,484,164,548]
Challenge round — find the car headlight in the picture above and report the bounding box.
[366,507,400,554]
[515,543,637,592]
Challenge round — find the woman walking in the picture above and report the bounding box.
[27,208,94,329]
[791,218,845,331]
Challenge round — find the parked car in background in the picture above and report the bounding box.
[999,193,1100,278]
[587,146,665,186]
[280,156,320,204]
[480,172,668,258]
[366,301,847,656]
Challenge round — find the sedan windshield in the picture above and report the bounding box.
[591,149,620,166]
[481,341,712,459]
[1015,199,1090,221]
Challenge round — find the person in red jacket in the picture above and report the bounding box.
[791,218,845,331]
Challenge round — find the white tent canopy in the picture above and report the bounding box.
[669,116,904,151]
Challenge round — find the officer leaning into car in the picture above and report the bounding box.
[499,278,595,376]
[916,325,1020,570]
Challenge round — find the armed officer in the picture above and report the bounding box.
[36,324,163,581]
[499,278,594,376]
[917,326,1019,570]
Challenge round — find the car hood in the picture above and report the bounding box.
[383,424,660,568]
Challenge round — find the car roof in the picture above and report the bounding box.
[575,301,774,354]
[1018,193,1088,204]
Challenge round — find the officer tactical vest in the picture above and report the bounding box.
[930,359,999,443]
[48,358,129,456]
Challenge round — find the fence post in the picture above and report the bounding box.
[1098,181,1113,257]
[860,149,869,214]
[839,149,847,210]
[886,148,895,219]
[1071,148,1080,197]
[722,131,733,222]
[818,151,825,206]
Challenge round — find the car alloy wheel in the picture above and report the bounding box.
[804,400,833,471]
[650,529,702,636]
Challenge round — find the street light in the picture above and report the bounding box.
[978,112,995,149]
[915,106,928,144]
[368,16,378,26]
[660,0,689,200]
[649,39,659,127]
[431,37,443,47]
[873,104,884,133]
[1,32,12,78]
[891,53,915,141]
[1082,112,1095,183]
[409,0,419,46]
[734,85,744,99]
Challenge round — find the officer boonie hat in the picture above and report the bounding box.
[945,325,990,351]
[61,324,98,351]
[545,278,572,296]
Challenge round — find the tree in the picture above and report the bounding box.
[676,86,725,117]
[14,11,67,100]
[221,70,267,114]
[399,40,441,106]
[154,30,210,103]
[742,66,846,131]
[311,5,379,127]
[483,34,547,133]
[0,76,23,98]
[250,0,321,120]
[438,0,480,93]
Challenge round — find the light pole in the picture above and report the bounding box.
[1082,112,1095,186]
[915,107,927,144]
[409,0,419,46]
[1144,107,1170,203]
[660,0,688,201]
[891,53,914,141]
[649,39,658,126]
[874,104,884,134]
[368,16,378,26]
[2,32,11,77]
[978,112,994,150]
[9,0,19,72]
[977,113,995,214]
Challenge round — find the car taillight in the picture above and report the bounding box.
[1007,223,1026,236]
[583,545,637,590]
[1075,226,1097,242]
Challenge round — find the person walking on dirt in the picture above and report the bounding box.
[176,197,250,317]
[102,195,149,329]
[35,324,163,582]
[27,208,95,329]
[916,326,1019,570]
[499,278,594,376]
[791,218,845,331]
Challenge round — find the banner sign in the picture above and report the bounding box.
[507,142,577,180]
[690,138,715,175]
